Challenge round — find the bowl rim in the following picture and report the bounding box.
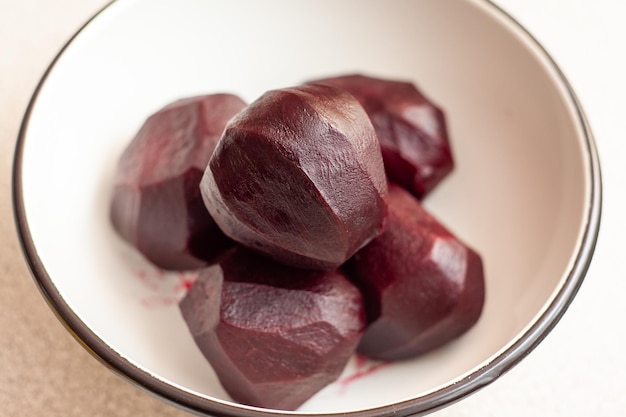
[12,0,602,416]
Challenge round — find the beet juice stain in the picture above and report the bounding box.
[130,262,198,309]
[335,355,389,395]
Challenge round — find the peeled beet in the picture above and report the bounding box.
[200,84,388,270]
[346,184,485,361]
[179,248,366,410]
[312,74,453,199]
[110,94,247,270]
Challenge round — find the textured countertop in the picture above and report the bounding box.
[1,1,624,416]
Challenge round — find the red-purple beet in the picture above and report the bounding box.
[200,84,388,270]
[346,184,485,361]
[110,94,247,270]
[312,74,453,199]
[179,248,366,410]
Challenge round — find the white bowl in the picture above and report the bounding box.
[13,0,601,416]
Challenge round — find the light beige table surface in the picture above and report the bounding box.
[1,1,625,417]
[0,1,189,416]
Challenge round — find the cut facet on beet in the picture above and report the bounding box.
[110,94,247,270]
[312,74,453,199]
[200,84,388,270]
[179,248,366,410]
[346,184,485,361]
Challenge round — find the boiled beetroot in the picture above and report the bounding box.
[346,184,485,361]
[200,84,388,270]
[312,74,453,199]
[179,248,366,410]
[110,94,247,270]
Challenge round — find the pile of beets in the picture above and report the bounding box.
[110,74,485,410]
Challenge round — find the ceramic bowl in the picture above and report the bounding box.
[13,0,601,416]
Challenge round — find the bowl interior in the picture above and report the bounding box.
[17,0,593,414]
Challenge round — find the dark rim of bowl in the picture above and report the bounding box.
[12,1,602,416]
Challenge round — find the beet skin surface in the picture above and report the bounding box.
[346,184,485,361]
[179,248,367,410]
[201,84,388,270]
[110,94,246,270]
[313,74,454,199]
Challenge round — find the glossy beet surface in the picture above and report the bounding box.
[313,74,453,199]
[179,248,366,410]
[201,84,388,270]
[110,94,246,270]
[347,184,485,361]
